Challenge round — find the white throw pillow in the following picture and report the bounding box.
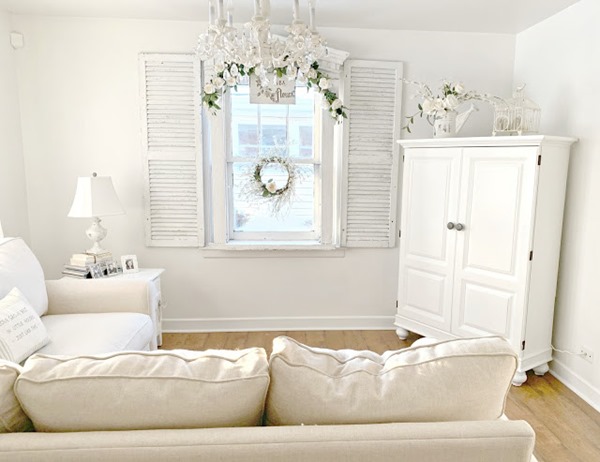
[0,238,48,316]
[266,336,518,426]
[0,360,33,433]
[0,288,50,363]
[15,348,270,432]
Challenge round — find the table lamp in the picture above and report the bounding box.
[68,172,125,255]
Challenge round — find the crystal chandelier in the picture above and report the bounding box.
[196,0,346,121]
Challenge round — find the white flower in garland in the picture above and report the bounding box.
[318,78,329,90]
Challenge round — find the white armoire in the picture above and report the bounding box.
[395,136,576,385]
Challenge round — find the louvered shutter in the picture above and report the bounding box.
[139,53,204,247]
[341,60,403,248]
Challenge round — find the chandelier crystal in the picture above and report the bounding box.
[196,0,346,121]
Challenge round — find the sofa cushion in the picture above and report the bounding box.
[0,288,50,363]
[15,348,270,432]
[38,312,154,356]
[0,360,33,433]
[0,238,48,317]
[266,336,518,426]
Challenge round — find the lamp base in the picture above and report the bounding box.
[85,217,109,255]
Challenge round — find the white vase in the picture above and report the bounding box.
[433,110,457,138]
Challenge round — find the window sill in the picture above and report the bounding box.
[202,241,345,258]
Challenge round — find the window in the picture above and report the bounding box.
[139,53,403,250]
[229,82,320,241]
[210,78,335,247]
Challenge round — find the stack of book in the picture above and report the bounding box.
[62,252,113,279]
[61,253,96,279]
[93,251,113,265]
[62,264,91,279]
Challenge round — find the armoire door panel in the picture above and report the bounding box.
[403,268,446,321]
[463,161,523,275]
[397,149,461,332]
[452,147,538,343]
[404,156,457,263]
[455,281,514,338]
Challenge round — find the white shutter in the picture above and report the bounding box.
[341,60,403,248]
[139,53,204,247]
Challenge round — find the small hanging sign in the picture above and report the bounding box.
[249,74,296,105]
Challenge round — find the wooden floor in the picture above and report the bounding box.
[161,330,600,462]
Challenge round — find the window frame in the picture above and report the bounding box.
[225,83,323,242]
[209,77,337,248]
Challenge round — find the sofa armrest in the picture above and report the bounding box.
[45,279,151,316]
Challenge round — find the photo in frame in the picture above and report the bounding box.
[105,261,120,276]
[90,263,105,279]
[121,255,139,273]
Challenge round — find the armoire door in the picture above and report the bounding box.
[451,147,538,345]
[397,148,461,332]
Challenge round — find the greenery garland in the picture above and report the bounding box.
[202,61,347,122]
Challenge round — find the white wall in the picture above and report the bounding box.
[11,14,515,330]
[0,11,29,240]
[515,0,600,411]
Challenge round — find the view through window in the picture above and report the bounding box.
[229,83,319,239]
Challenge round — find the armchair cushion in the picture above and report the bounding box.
[0,238,48,317]
[38,312,153,356]
[45,279,151,316]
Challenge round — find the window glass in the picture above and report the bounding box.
[229,82,318,238]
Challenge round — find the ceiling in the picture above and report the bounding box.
[0,0,579,34]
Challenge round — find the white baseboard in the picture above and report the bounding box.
[550,358,600,413]
[163,316,396,333]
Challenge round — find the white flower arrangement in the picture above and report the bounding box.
[202,61,347,122]
[403,79,502,133]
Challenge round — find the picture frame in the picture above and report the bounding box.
[121,255,139,273]
[89,263,105,279]
[105,261,120,276]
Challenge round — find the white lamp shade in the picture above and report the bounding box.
[68,175,125,218]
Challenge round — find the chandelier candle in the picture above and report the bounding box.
[217,0,225,23]
[226,0,233,26]
[208,0,216,25]
[262,0,270,17]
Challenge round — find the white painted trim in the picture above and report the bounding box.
[397,135,578,149]
[550,358,600,413]
[203,245,345,258]
[163,316,395,332]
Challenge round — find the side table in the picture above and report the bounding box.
[114,269,165,348]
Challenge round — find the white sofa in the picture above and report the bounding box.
[0,336,536,462]
[0,237,155,357]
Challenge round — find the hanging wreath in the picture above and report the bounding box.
[241,151,304,216]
